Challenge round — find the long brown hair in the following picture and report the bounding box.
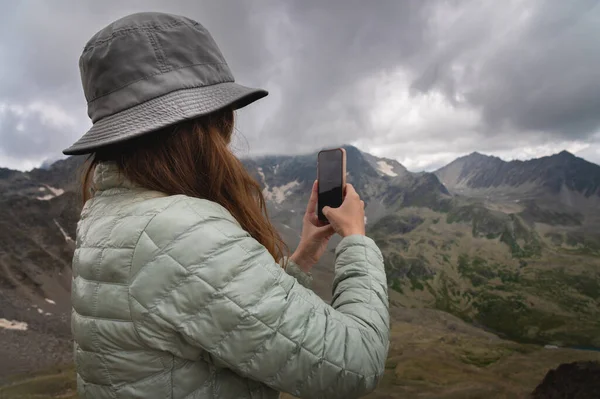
[81,109,288,264]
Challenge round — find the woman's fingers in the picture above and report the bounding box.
[345,183,358,198]
[314,223,335,239]
[305,180,318,216]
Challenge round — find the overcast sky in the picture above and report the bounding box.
[1,0,600,171]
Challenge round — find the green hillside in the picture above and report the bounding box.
[371,202,600,348]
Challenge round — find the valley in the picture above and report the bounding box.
[0,146,599,397]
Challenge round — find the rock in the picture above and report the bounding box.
[532,361,600,399]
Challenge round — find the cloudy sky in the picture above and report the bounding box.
[1,0,600,171]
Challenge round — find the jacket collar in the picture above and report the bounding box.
[93,162,139,192]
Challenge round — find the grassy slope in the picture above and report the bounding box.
[0,365,76,398]
[374,205,600,347]
[371,321,600,398]
[282,306,600,399]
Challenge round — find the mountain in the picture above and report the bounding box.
[374,151,600,349]
[532,361,600,398]
[246,145,450,222]
[435,151,600,208]
[247,147,600,349]
[1,146,600,398]
[0,157,84,377]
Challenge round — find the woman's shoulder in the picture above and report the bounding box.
[131,195,252,270]
[140,194,244,241]
[160,195,238,224]
[85,191,245,248]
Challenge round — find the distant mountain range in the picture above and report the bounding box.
[435,151,600,210]
[1,146,600,386]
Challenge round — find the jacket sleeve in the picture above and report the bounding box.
[282,258,313,289]
[130,199,389,399]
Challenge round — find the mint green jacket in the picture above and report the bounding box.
[71,163,390,399]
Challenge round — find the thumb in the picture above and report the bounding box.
[322,206,332,216]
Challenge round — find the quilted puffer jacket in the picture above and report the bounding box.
[71,162,390,399]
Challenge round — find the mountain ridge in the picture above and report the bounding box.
[3,146,599,175]
[435,150,600,203]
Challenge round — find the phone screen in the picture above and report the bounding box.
[318,149,344,222]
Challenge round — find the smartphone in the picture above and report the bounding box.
[317,148,347,222]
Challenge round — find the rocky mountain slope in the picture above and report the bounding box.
[532,361,600,398]
[0,157,84,377]
[375,153,600,349]
[1,146,599,398]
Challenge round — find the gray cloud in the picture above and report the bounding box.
[409,0,600,140]
[252,0,434,152]
[0,0,599,171]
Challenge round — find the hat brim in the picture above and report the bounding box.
[62,82,267,155]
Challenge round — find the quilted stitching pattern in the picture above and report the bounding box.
[71,163,389,399]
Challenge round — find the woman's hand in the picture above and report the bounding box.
[290,180,335,272]
[322,183,365,237]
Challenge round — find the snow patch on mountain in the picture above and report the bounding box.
[53,219,73,243]
[36,185,64,200]
[377,161,398,177]
[46,186,64,196]
[0,318,28,331]
[263,180,300,204]
[257,167,266,185]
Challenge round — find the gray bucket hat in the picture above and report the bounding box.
[62,12,267,155]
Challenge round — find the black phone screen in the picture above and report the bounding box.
[318,149,344,222]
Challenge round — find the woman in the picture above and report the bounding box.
[64,12,389,399]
